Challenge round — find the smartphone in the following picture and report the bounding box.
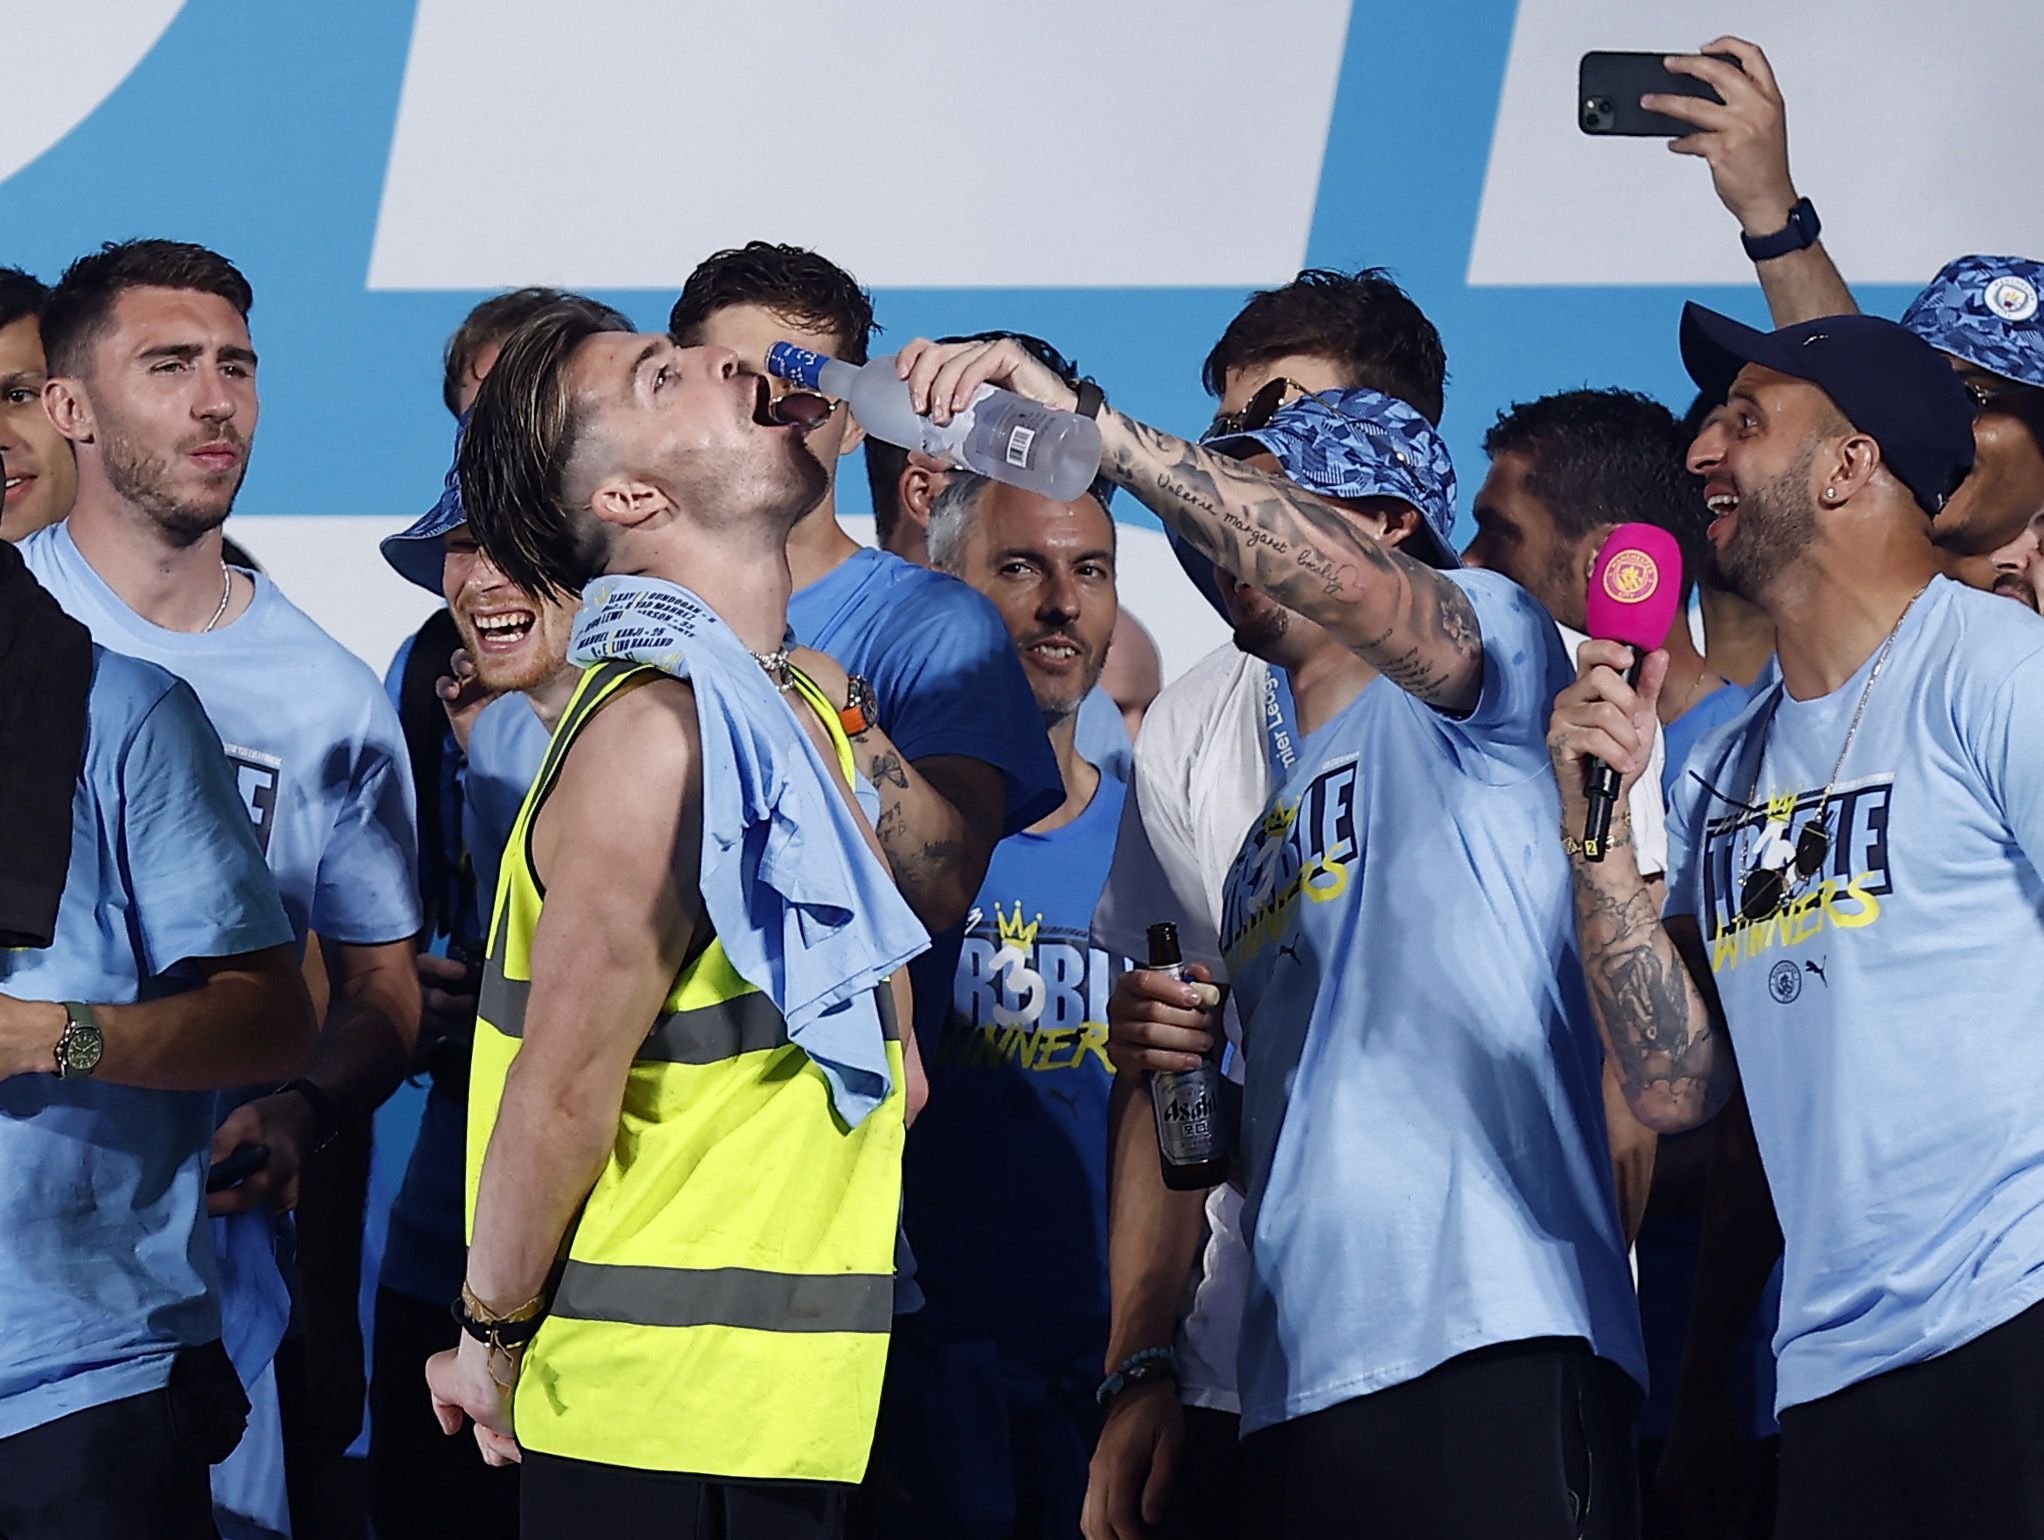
[1578,51,1736,137]
[205,1142,270,1194]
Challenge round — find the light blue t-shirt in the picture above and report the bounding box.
[460,693,552,929]
[1075,686,1133,783]
[907,769,1130,1375]
[1662,677,1754,802]
[1665,578,2044,1411]
[22,523,421,952]
[1217,569,1645,1435]
[789,546,1062,1045]
[0,648,293,1438]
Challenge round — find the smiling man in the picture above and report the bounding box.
[0,268,77,541]
[1552,305,2044,1537]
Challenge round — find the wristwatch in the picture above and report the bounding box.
[277,1076,340,1152]
[1074,378,1107,421]
[54,1001,104,1079]
[840,674,879,739]
[1740,197,1821,263]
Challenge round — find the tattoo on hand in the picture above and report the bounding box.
[1575,873,1714,1119]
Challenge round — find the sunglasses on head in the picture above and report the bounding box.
[1206,377,1313,441]
[1738,815,1831,924]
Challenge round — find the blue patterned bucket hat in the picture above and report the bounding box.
[1204,388,1460,568]
[1900,254,2044,389]
[380,417,469,595]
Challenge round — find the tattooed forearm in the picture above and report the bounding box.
[1103,408,1481,713]
[1571,861,1722,1132]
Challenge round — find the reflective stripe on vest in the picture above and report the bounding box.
[466,658,903,1483]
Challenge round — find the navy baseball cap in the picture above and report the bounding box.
[1679,303,1976,519]
[1204,388,1460,568]
[380,419,469,595]
[1900,254,2044,389]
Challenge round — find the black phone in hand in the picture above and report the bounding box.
[1579,51,1738,137]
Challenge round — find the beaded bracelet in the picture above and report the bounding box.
[1095,1346,1179,1407]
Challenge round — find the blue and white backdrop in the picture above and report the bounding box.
[5,0,2039,679]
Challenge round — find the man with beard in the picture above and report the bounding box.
[856,468,1128,1538]
[1551,305,2044,1536]
[22,239,422,1538]
[425,305,925,1540]
[0,268,77,541]
[1655,37,2044,579]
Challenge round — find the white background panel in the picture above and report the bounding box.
[369,0,1349,290]
[1469,0,2044,287]
[0,3,187,184]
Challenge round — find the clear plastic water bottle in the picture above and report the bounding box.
[768,342,1104,504]
[1144,922,1231,1191]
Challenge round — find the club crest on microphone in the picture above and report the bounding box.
[1601,548,1660,604]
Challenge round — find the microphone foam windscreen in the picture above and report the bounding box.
[1584,523,1684,651]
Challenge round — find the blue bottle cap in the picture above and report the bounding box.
[767,341,831,389]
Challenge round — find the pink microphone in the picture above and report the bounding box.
[1579,524,1684,860]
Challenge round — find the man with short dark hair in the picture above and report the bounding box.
[23,238,422,1537]
[871,469,1128,1537]
[426,305,925,1540]
[0,267,76,541]
[440,287,595,419]
[1552,305,2044,1535]
[0,493,313,1540]
[669,242,1059,1090]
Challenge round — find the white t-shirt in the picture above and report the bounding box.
[1092,627,1669,1413]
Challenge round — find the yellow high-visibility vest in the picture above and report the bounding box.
[467,659,903,1482]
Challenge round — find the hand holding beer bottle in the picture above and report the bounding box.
[1105,923,1232,1190]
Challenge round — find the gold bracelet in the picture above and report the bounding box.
[460,1281,546,1326]
[1561,820,1632,860]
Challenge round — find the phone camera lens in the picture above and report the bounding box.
[1582,96,1614,131]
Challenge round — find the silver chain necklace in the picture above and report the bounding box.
[1740,581,1929,899]
[200,562,232,633]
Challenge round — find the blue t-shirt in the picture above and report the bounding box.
[789,546,1062,1044]
[22,523,421,954]
[1665,578,2044,1411]
[1075,686,1133,783]
[1217,569,1645,1435]
[905,770,1130,1375]
[381,690,550,1307]
[0,648,293,1438]
[1662,678,1754,803]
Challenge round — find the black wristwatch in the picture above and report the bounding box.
[1741,197,1821,262]
[54,1001,104,1079]
[1074,379,1106,421]
[277,1076,339,1152]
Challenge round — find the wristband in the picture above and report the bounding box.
[276,1076,339,1152]
[1096,1346,1178,1407]
[1074,379,1106,421]
[1740,197,1821,263]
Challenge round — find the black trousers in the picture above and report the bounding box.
[1774,1295,2044,1539]
[520,1451,845,1540]
[0,1386,219,1540]
[367,1285,520,1540]
[1164,1406,1245,1540]
[1240,1337,1639,1539]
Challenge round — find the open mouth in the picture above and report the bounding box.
[470,608,536,652]
[1705,487,1740,545]
[1025,636,1084,669]
[1,474,29,504]
[755,376,832,430]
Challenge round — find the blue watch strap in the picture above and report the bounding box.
[1741,197,1821,262]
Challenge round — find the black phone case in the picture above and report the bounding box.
[1578,51,1731,137]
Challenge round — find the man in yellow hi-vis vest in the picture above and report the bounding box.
[423,302,929,1540]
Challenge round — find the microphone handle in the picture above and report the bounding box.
[1580,656,1645,861]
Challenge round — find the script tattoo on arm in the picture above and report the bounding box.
[1572,860,1729,1133]
[1102,408,1483,714]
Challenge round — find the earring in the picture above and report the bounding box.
[1822,487,1838,503]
